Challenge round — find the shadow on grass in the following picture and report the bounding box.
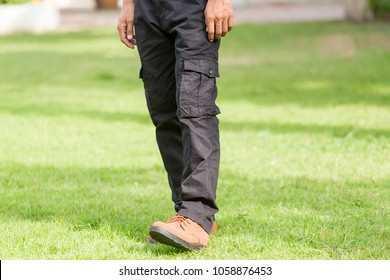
[0,104,151,125]
[0,162,161,220]
[221,121,390,138]
[1,45,390,108]
[1,102,389,139]
[0,162,204,257]
[219,78,390,108]
[1,162,389,259]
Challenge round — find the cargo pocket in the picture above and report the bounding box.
[179,58,221,117]
[138,65,154,122]
[139,66,144,79]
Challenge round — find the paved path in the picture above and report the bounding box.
[60,9,120,31]
[59,3,346,31]
[234,3,345,23]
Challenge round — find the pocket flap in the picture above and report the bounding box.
[183,59,220,78]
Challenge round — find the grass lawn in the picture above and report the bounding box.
[0,21,389,260]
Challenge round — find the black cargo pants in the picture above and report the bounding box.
[134,0,221,233]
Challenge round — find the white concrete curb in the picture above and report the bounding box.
[0,3,60,35]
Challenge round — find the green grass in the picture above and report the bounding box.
[0,22,389,259]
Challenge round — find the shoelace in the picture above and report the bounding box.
[167,215,191,226]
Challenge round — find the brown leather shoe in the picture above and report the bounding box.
[210,221,218,234]
[149,215,210,251]
[147,219,218,244]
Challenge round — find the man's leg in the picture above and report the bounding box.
[134,0,183,211]
[149,0,221,250]
[173,0,221,235]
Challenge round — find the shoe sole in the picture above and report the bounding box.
[149,226,204,251]
[147,222,217,245]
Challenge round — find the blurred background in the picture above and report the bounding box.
[0,0,389,34]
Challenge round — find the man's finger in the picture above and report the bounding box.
[228,17,234,31]
[222,19,228,37]
[207,19,215,42]
[215,20,222,40]
[118,21,127,42]
[117,21,126,42]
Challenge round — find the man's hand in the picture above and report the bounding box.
[117,0,137,49]
[205,0,234,42]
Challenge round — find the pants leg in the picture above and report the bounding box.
[135,0,221,234]
[135,0,183,212]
